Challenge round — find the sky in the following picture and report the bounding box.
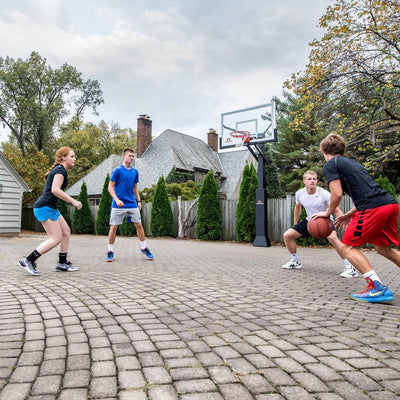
[0,0,332,144]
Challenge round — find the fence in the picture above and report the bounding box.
[22,194,364,243]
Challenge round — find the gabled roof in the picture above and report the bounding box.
[135,129,225,190]
[0,152,30,192]
[66,154,122,197]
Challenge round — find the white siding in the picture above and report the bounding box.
[0,158,28,233]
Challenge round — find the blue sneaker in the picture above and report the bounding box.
[141,247,154,260]
[106,251,114,262]
[19,257,39,276]
[350,278,394,303]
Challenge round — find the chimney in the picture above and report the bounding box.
[137,114,152,158]
[207,128,218,152]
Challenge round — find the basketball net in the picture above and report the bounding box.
[229,131,250,148]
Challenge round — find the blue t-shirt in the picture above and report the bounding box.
[110,165,139,208]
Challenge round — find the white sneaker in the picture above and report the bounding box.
[341,265,358,278]
[282,259,301,269]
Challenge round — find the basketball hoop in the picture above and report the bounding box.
[229,131,250,148]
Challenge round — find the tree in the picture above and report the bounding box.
[72,181,93,234]
[0,51,103,156]
[236,163,251,241]
[236,163,258,242]
[286,0,400,183]
[2,143,49,204]
[196,170,222,241]
[150,176,174,237]
[264,146,283,198]
[95,174,112,235]
[57,120,137,186]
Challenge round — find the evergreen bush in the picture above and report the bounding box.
[58,199,71,227]
[375,175,397,200]
[95,173,113,235]
[72,181,94,234]
[242,163,258,242]
[236,163,251,241]
[150,176,174,237]
[196,169,222,240]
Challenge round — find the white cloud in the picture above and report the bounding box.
[0,0,331,143]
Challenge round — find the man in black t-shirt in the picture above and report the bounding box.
[313,134,400,303]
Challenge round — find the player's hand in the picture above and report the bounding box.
[73,200,82,210]
[116,199,124,207]
[333,213,350,230]
[310,212,329,220]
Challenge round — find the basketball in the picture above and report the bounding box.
[307,217,333,239]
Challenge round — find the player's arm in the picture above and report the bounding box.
[133,182,141,210]
[108,180,124,207]
[52,173,82,209]
[293,203,302,225]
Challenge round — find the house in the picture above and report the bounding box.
[66,115,255,202]
[0,152,31,234]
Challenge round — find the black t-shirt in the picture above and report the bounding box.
[34,165,68,209]
[323,155,396,210]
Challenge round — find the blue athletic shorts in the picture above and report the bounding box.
[34,206,61,222]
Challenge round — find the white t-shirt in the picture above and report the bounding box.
[295,186,331,220]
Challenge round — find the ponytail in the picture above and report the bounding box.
[44,147,72,179]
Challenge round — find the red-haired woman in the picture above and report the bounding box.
[19,147,82,275]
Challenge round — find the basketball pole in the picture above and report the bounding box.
[245,142,271,247]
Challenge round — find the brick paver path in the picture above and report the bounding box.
[1,234,399,399]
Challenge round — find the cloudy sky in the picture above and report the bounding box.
[0,0,331,144]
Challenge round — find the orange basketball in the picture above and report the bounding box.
[307,217,333,239]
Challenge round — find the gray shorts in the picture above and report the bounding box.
[109,207,141,226]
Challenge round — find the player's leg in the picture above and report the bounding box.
[375,245,400,267]
[327,230,358,278]
[54,216,79,272]
[282,221,306,269]
[127,208,154,259]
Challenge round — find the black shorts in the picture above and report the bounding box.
[292,219,311,238]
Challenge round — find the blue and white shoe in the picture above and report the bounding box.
[350,278,394,303]
[19,257,39,276]
[106,251,114,262]
[141,247,154,260]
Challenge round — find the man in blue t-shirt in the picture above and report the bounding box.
[106,148,154,261]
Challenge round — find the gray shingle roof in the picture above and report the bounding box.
[135,129,224,191]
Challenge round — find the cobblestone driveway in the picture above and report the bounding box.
[0,234,399,400]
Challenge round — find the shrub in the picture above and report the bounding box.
[150,176,174,237]
[95,173,112,235]
[72,181,94,234]
[196,170,222,240]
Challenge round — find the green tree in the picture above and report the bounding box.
[2,143,49,204]
[95,174,112,235]
[0,51,104,156]
[72,181,93,234]
[286,0,400,184]
[150,176,174,237]
[58,200,71,227]
[236,163,257,242]
[264,146,283,198]
[236,163,251,241]
[196,170,222,240]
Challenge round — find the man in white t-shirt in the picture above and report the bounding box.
[282,170,358,278]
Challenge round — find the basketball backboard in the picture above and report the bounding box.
[220,102,277,149]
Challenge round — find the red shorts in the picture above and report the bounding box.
[342,203,399,247]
